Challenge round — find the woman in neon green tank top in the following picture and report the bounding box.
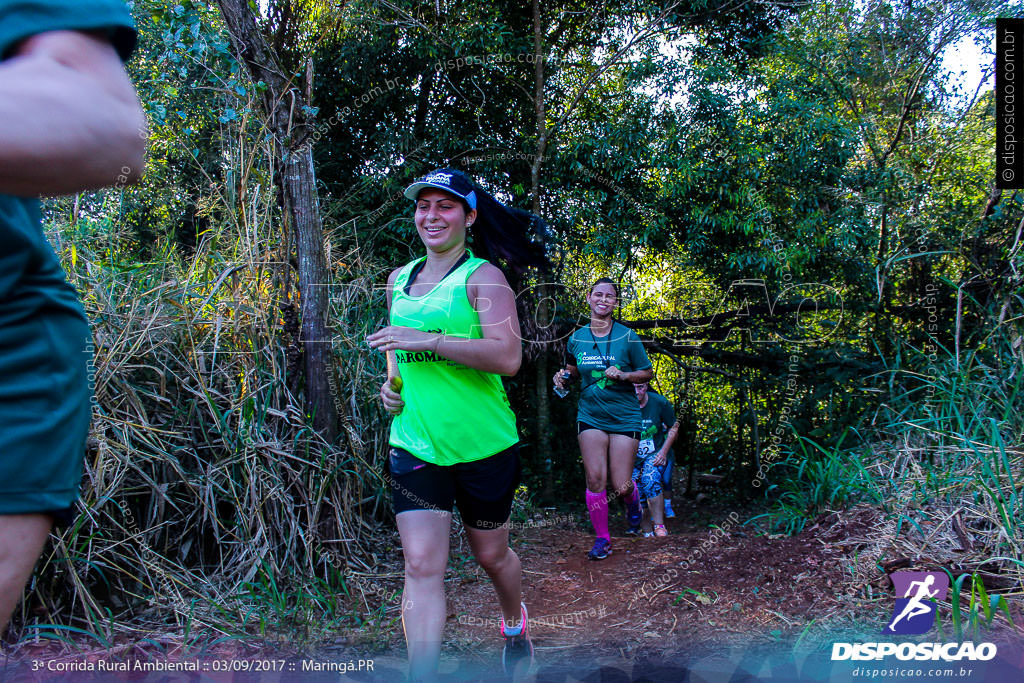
[367,168,547,680]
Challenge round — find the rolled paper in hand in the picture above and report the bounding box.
[387,350,403,392]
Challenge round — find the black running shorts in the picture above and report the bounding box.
[386,444,521,530]
[577,420,640,440]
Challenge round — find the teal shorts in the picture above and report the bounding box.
[0,310,91,522]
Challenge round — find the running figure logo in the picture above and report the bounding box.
[884,572,949,635]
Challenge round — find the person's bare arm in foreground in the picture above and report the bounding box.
[0,29,146,196]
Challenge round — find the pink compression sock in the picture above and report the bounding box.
[625,481,640,507]
[586,490,610,541]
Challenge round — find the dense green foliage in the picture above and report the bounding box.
[9,0,1021,649]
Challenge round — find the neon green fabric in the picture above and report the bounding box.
[388,254,518,465]
[567,322,652,433]
[0,0,136,516]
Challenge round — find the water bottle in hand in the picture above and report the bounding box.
[553,370,570,398]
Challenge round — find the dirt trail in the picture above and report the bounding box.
[6,501,1021,680]
[438,500,877,669]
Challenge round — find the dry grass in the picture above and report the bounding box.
[4,223,394,652]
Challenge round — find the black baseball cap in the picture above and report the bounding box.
[404,169,477,209]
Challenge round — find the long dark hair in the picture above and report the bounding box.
[471,188,550,275]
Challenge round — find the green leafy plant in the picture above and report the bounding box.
[935,572,1016,642]
[751,433,881,534]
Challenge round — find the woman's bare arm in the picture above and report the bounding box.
[435,263,522,376]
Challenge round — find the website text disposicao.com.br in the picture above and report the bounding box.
[849,665,976,678]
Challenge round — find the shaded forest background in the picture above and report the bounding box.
[5,0,1021,650]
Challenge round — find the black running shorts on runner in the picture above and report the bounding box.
[577,420,640,440]
[386,444,521,530]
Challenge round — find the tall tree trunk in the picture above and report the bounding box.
[529,0,547,210]
[284,145,337,439]
[217,0,338,440]
[530,0,554,495]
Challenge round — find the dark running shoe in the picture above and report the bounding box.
[625,524,643,536]
[587,537,612,560]
[501,602,534,677]
[626,498,643,528]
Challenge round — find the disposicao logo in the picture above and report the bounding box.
[831,570,997,662]
[884,571,948,635]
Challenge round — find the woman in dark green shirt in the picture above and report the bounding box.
[553,278,653,560]
[0,0,145,633]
